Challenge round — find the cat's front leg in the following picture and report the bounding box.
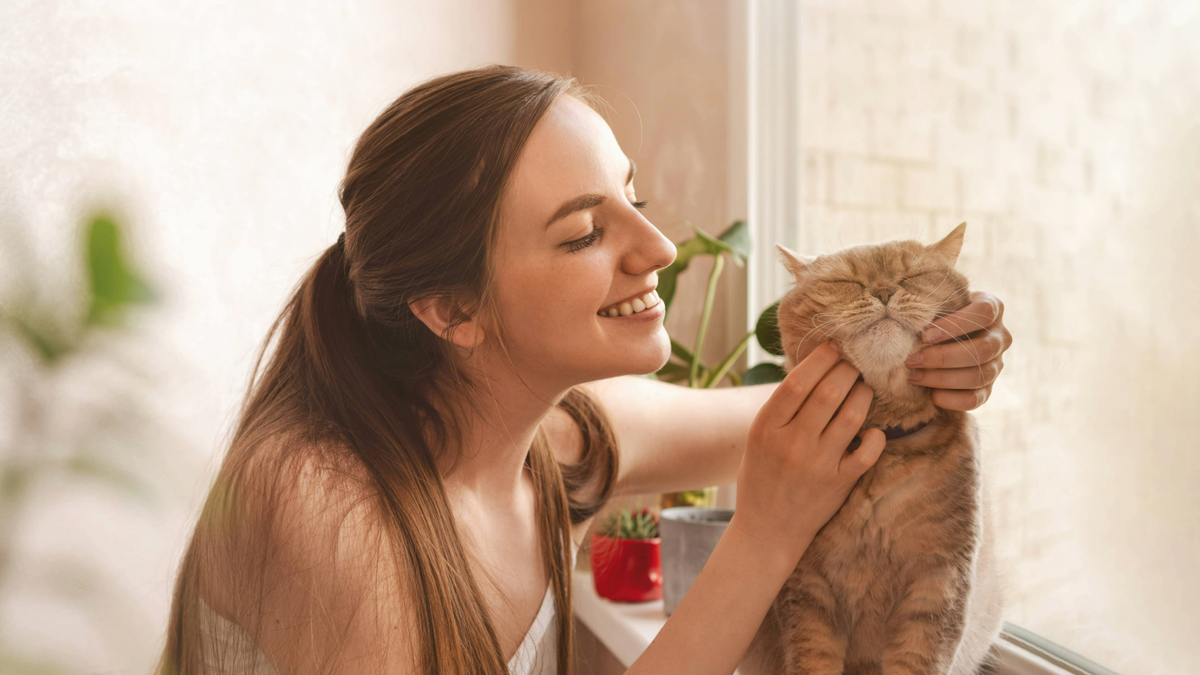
[776,575,848,675]
[881,560,969,675]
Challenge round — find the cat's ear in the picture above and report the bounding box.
[927,222,967,266]
[776,244,816,277]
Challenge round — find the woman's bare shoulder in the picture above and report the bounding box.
[202,433,422,674]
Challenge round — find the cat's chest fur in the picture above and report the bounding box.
[802,414,978,602]
[773,413,983,665]
[827,452,939,572]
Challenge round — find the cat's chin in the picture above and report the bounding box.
[839,319,920,382]
[838,320,938,431]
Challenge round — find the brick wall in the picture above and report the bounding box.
[798,1,1200,673]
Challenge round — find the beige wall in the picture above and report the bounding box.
[0,1,575,672]
[572,0,745,376]
[798,0,1200,673]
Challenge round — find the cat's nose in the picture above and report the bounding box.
[870,284,898,305]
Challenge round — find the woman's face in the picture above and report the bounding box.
[489,95,676,389]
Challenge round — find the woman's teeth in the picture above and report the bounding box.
[599,290,661,317]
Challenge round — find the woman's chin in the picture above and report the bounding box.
[627,334,673,376]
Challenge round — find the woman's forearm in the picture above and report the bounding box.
[623,515,807,675]
[583,376,782,496]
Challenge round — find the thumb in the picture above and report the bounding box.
[840,428,886,478]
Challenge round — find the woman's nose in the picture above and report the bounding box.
[621,215,677,276]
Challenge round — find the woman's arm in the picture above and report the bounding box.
[624,514,803,675]
[578,375,778,497]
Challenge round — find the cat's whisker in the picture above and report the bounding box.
[797,320,837,349]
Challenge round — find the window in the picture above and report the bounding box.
[743,1,1200,673]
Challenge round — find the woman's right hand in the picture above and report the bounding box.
[732,340,886,563]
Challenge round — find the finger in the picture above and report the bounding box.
[972,290,1005,321]
[908,359,1002,389]
[905,329,1007,369]
[921,294,1002,344]
[821,381,874,448]
[792,361,862,435]
[757,341,841,428]
[840,427,885,479]
[930,385,991,411]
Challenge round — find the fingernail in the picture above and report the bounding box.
[907,368,922,382]
[829,339,841,354]
[922,327,942,343]
[905,351,923,367]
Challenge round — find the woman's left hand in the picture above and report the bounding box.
[904,290,1013,411]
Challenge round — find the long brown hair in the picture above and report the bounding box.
[157,65,620,675]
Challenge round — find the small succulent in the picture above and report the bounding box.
[599,507,660,540]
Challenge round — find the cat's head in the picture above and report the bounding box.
[775,223,971,388]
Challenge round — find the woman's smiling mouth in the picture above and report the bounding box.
[597,289,661,317]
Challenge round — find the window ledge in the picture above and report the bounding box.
[572,570,1098,675]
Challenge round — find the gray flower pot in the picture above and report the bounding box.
[659,507,734,616]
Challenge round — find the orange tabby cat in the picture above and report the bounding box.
[740,223,1005,675]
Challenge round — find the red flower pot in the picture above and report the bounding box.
[590,533,663,603]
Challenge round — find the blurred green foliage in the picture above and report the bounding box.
[0,210,161,675]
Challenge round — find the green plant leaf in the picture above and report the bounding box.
[670,338,700,365]
[659,219,750,315]
[85,212,158,327]
[689,254,724,387]
[672,222,715,265]
[7,313,68,363]
[742,362,786,385]
[657,261,681,314]
[703,331,755,388]
[689,225,742,262]
[716,219,750,264]
[756,300,784,356]
[654,360,691,383]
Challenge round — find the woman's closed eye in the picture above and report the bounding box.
[564,227,604,253]
[560,200,650,254]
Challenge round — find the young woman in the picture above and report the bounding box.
[158,65,1012,675]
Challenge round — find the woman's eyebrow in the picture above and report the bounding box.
[544,156,637,230]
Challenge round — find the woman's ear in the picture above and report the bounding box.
[408,296,486,350]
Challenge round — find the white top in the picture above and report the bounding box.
[198,539,579,675]
[504,539,582,675]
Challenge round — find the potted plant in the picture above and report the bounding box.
[590,506,663,603]
[651,218,790,614]
[652,219,787,510]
